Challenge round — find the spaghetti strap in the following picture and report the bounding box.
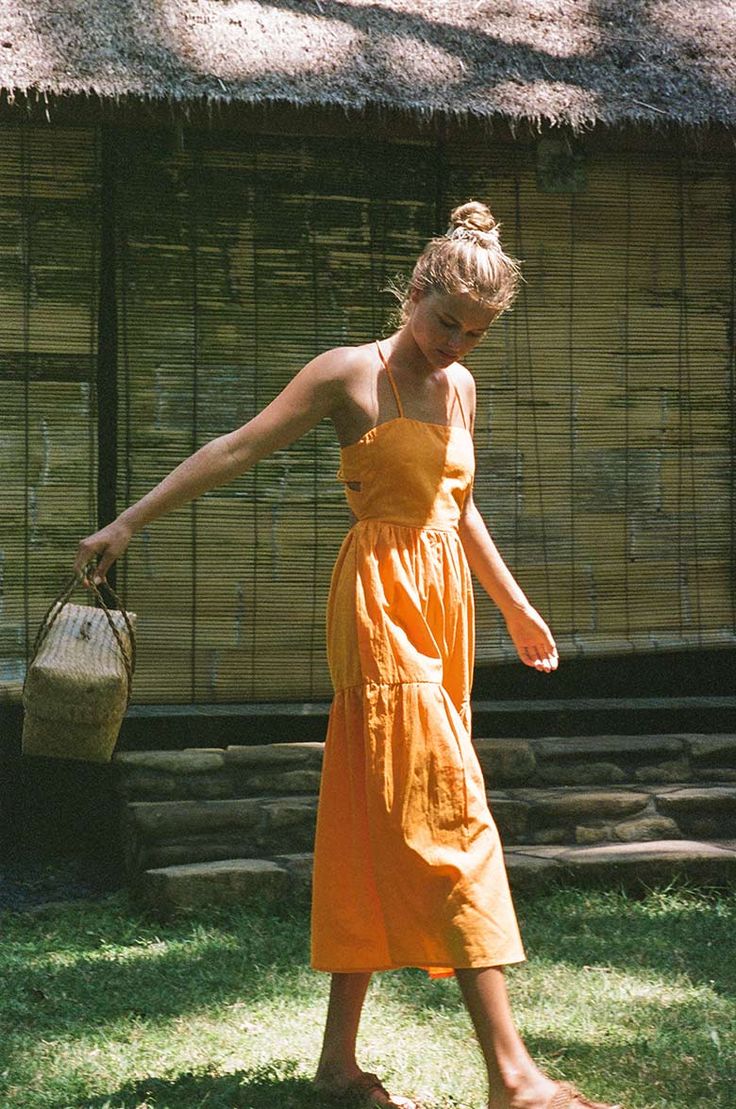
[375,340,404,419]
[452,382,468,430]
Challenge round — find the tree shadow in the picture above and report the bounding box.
[235,0,734,131]
[4,877,733,1067]
[4,883,735,1107]
[72,1058,340,1109]
[74,1056,467,1109]
[382,877,736,1017]
[511,876,736,999]
[0,893,317,1061]
[14,0,735,133]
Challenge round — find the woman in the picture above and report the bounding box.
[74,201,620,1109]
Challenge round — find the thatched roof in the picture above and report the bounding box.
[1,1,735,133]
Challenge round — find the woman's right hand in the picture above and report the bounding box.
[73,519,133,587]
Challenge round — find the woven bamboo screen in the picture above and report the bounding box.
[0,125,99,702]
[114,130,432,700]
[449,142,736,661]
[2,122,734,704]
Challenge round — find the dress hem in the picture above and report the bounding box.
[310,954,528,974]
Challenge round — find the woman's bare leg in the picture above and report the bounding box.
[454,965,562,1109]
[312,965,551,1102]
[313,971,372,1085]
[313,972,418,1108]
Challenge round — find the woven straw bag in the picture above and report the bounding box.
[22,570,137,763]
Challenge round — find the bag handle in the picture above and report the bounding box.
[25,565,137,710]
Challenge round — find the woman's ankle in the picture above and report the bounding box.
[489,1065,558,1108]
[314,1059,362,1081]
[499,1066,535,1088]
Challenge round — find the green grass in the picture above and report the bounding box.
[0,877,735,1108]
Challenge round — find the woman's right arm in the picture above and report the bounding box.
[74,347,348,584]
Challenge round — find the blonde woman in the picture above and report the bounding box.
[74,202,620,1109]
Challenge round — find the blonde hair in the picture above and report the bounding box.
[385,200,524,327]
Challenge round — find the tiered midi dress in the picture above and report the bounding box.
[310,340,527,980]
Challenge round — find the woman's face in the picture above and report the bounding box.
[407,287,497,369]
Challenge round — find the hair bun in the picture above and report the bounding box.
[448,200,497,235]
[385,196,523,327]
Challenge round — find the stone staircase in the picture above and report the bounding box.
[112,733,736,916]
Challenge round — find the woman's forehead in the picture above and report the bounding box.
[429,289,495,327]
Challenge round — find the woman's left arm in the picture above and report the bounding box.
[457,370,558,674]
[458,500,558,673]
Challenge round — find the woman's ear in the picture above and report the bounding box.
[406,287,423,318]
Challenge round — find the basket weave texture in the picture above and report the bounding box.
[22,576,137,763]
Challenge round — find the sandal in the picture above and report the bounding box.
[314,1069,420,1108]
[547,1078,623,1109]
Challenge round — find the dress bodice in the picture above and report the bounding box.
[335,343,475,531]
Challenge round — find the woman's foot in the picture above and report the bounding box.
[543,1080,622,1109]
[313,1063,419,1107]
[488,1071,560,1109]
[488,1072,622,1109]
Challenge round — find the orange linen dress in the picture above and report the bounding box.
[310,340,527,980]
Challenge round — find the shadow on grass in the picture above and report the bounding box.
[386,875,736,1016]
[0,891,319,1055]
[384,973,728,1108]
[3,879,736,1108]
[65,1037,729,1109]
[74,1057,439,1109]
[4,875,736,1108]
[3,876,735,1054]
[511,876,736,998]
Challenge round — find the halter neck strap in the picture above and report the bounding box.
[374,339,468,430]
[453,384,468,430]
[375,341,404,418]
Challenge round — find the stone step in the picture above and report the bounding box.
[492,783,736,845]
[134,839,736,917]
[114,744,324,802]
[122,782,736,874]
[112,733,736,802]
[122,795,319,874]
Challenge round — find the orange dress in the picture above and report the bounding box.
[310,340,527,979]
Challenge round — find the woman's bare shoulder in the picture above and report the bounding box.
[313,342,377,401]
[453,360,476,400]
[452,361,476,388]
[316,342,375,374]
[449,362,476,432]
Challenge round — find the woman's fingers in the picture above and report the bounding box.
[74,545,106,585]
[73,521,132,587]
[522,641,559,672]
[536,641,559,672]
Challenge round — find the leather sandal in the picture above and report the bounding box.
[547,1078,623,1109]
[314,1069,420,1108]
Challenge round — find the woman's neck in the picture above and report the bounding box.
[383,328,444,384]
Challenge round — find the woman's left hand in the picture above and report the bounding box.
[503,603,559,673]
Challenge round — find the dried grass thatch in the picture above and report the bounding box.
[0,1,735,133]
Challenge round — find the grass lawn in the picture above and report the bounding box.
[0,877,734,1108]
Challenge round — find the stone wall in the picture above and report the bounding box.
[114,735,736,876]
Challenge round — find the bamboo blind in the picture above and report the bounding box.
[0,125,99,702]
[448,143,736,662]
[1,122,734,704]
[114,129,433,700]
